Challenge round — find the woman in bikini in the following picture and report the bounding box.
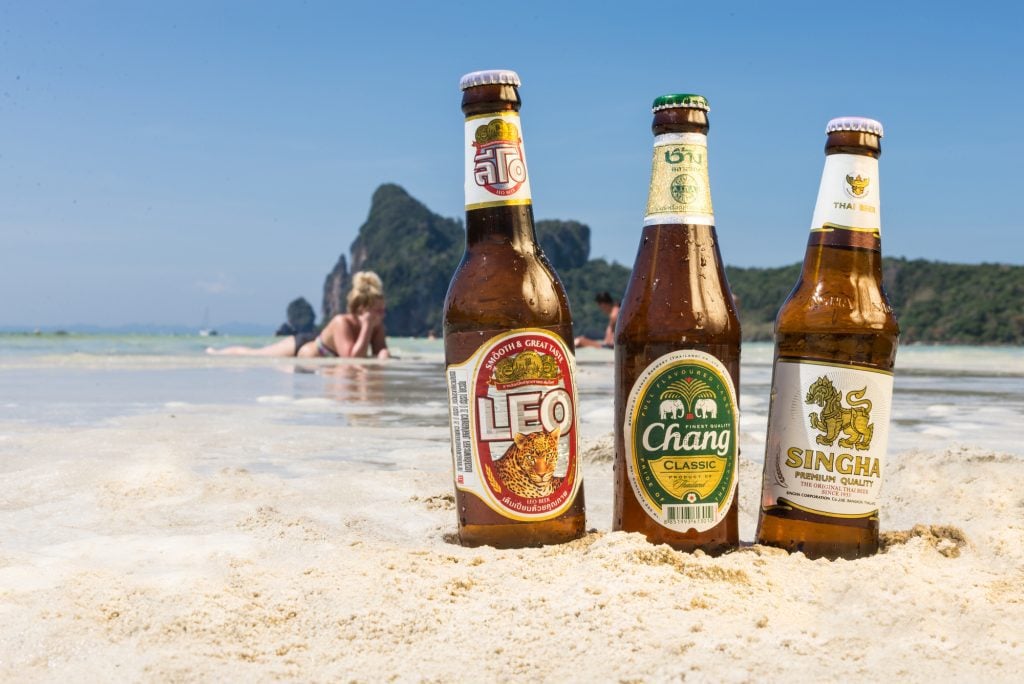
[207,271,390,359]
[574,291,620,349]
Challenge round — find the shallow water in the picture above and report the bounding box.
[1,335,1023,461]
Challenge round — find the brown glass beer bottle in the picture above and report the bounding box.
[443,70,586,548]
[755,117,899,560]
[613,94,741,555]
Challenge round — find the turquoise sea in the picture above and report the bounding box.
[1,334,1022,459]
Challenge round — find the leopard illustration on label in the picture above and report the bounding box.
[491,427,564,498]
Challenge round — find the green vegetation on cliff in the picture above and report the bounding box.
[320,185,1024,345]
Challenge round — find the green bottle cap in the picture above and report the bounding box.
[652,94,710,113]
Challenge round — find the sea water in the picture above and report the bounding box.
[1,334,1022,463]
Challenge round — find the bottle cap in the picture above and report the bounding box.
[652,94,710,112]
[826,116,884,138]
[459,70,521,91]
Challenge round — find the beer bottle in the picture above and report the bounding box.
[613,94,741,555]
[755,117,899,560]
[443,70,585,548]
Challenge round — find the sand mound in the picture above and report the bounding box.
[2,409,1023,681]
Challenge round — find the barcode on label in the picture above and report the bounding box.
[663,504,717,526]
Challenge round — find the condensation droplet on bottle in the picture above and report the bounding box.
[694,311,705,329]
[700,256,707,267]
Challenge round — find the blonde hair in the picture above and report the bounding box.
[346,271,385,313]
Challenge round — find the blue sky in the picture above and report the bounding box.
[2,1,1022,329]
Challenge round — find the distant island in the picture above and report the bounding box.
[320,184,1024,346]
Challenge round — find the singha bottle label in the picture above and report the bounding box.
[464,112,533,210]
[623,350,738,532]
[644,132,714,226]
[446,329,580,520]
[810,154,881,237]
[761,359,893,518]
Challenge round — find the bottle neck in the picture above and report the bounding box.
[802,149,884,280]
[462,83,534,240]
[799,239,884,286]
[465,203,538,250]
[808,140,882,252]
[643,124,714,228]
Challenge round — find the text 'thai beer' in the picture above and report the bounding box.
[613,94,741,555]
[443,70,586,548]
[755,117,899,560]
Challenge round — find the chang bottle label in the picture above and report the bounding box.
[810,153,881,237]
[464,112,533,210]
[623,350,738,532]
[446,329,580,521]
[644,132,714,226]
[761,359,893,518]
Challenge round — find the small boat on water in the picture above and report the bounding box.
[198,308,218,336]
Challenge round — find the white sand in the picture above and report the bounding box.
[2,395,1023,682]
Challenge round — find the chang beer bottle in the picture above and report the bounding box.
[756,117,899,560]
[613,94,741,555]
[443,70,585,548]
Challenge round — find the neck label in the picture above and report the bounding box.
[644,132,714,226]
[464,111,533,211]
[810,154,881,236]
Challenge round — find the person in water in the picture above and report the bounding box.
[207,271,390,359]
[574,291,620,349]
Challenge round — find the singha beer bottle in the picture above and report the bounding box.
[755,117,899,560]
[444,70,585,548]
[613,94,741,555]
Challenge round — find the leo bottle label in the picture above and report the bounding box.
[810,154,881,237]
[761,359,893,518]
[446,329,580,521]
[464,111,533,210]
[644,132,714,226]
[623,350,738,532]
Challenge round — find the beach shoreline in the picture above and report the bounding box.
[1,343,1023,680]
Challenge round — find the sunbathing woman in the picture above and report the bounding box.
[574,291,620,349]
[207,271,390,359]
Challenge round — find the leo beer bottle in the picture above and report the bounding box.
[756,117,899,560]
[613,94,741,555]
[443,70,585,548]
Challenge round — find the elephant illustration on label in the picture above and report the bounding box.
[659,399,685,419]
[694,397,717,418]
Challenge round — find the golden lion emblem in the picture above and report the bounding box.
[805,376,874,451]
